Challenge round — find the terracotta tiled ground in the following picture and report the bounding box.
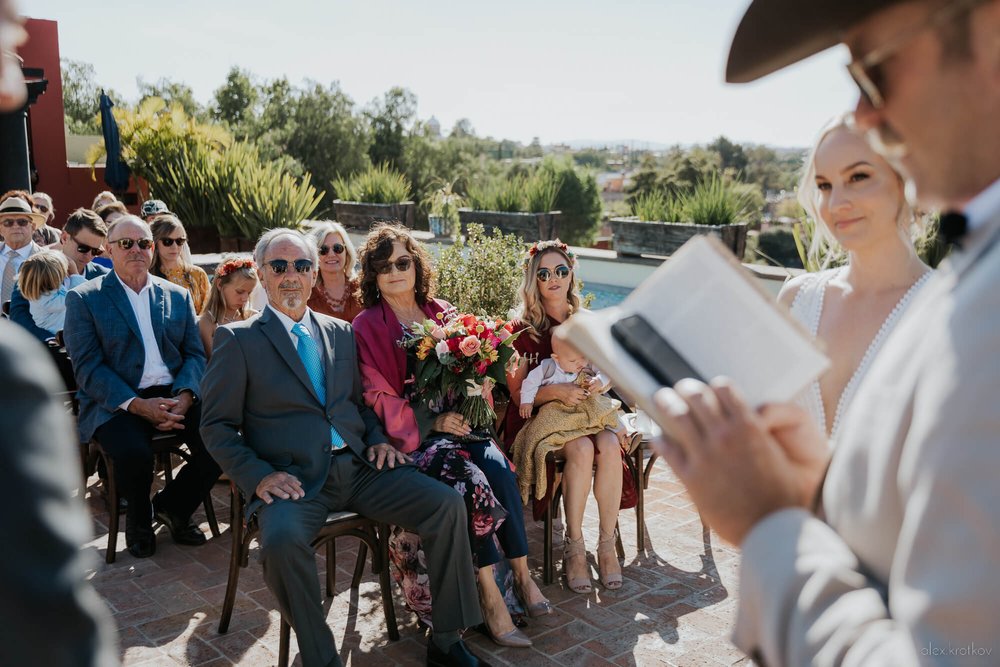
[83,451,748,666]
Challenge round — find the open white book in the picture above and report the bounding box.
[555,235,829,420]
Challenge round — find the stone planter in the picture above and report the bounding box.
[610,217,748,259]
[332,200,415,230]
[458,209,560,243]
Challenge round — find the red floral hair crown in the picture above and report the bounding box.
[216,257,257,279]
[523,239,576,270]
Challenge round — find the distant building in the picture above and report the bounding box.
[426,116,441,138]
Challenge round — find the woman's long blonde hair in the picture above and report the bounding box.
[515,245,580,339]
[797,114,922,267]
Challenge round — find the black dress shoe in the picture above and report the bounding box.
[125,519,156,559]
[427,639,490,667]
[154,508,207,546]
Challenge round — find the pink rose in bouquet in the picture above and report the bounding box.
[458,335,481,357]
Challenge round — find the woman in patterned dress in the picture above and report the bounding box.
[149,214,210,314]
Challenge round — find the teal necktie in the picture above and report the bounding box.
[292,322,346,450]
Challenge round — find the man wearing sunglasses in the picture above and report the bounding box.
[8,208,109,342]
[201,229,487,667]
[644,1,1000,665]
[65,215,220,560]
[0,195,43,308]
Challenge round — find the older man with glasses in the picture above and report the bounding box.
[8,207,110,342]
[64,215,220,560]
[646,0,1000,665]
[0,196,43,308]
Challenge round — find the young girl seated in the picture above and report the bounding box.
[510,333,628,508]
[198,256,259,358]
[17,250,86,336]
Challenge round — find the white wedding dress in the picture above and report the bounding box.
[789,267,932,442]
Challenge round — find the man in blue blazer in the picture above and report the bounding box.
[65,215,220,559]
[9,207,109,342]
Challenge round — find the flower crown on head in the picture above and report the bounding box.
[216,257,257,279]
[523,239,576,270]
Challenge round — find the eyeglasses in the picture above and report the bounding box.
[319,243,345,256]
[846,0,984,109]
[159,237,187,247]
[267,258,314,274]
[1,218,31,228]
[71,235,104,256]
[109,238,154,251]
[536,265,571,282]
[375,257,413,274]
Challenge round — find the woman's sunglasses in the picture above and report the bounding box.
[536,265,571,282]
[319,243,346,256]
[159,237,187,247]
[267,259,314,274]
[110,238,154,250]
[375,257,413,275]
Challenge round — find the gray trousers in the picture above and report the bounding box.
[256,451,482,667]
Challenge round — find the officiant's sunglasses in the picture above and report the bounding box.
[71,234,104,256]
[536,265,571,282]
[158,237,187,247]
[319,243,346,255]
[110,238,154,250]
[267,258,314,274]
[375,257,413,274]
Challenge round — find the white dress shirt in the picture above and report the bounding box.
[267,304,320,346]
[113,271,173,410]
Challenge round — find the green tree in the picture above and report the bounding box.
[212,67,258,132]
[61,58,112,134]
[366,86,417,170]
[708,135,748,175]
[436,224,525,318]
[538,158,603,246]
[137,77,204,119]
[450,118,475,138]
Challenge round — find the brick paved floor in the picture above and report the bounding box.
[83,451,748,666]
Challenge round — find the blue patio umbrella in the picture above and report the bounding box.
[100,90,130,191]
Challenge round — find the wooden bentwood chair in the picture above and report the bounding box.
[218,483,399,667]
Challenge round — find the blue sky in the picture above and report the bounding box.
[24,0,858,148]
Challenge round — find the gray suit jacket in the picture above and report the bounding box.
[200,308,388,517]
[63,272,205,443]
[734,205,1000,664]
[10,261,108,342]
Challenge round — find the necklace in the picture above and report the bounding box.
[321,283,349,312]
[218,309,242,325]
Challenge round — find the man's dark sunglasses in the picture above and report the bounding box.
[319,243,345,256]
[71,235,104,256]
[267,259,314,274]
[536,265,571,282]
[1,218,31,227]
[110,238,154,250]
[159,237,187,247]
[375,257,412,275]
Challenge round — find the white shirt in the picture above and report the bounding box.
[267,304,320,347]
[519,358,607,406]
[113,271,173,411]
[963,175,1000,234]
[0,241,35,284]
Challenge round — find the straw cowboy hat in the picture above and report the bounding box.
[0,196,46,228]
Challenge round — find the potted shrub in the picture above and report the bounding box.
[611,175,751,258]
[424,180,464,238]
[459,171,562,242]
[332,163,416,230]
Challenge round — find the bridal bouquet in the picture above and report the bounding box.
[400,311,522,430]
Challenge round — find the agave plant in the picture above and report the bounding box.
[631,190,685,223]
[683,174,756,226]
[331,163,412,204]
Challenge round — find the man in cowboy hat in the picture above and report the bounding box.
[650,0,1000,664]
[0,195,43,308]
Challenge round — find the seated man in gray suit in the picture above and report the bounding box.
[201,229,486,667]
[65,215,220,560]
[10,207,109,342]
